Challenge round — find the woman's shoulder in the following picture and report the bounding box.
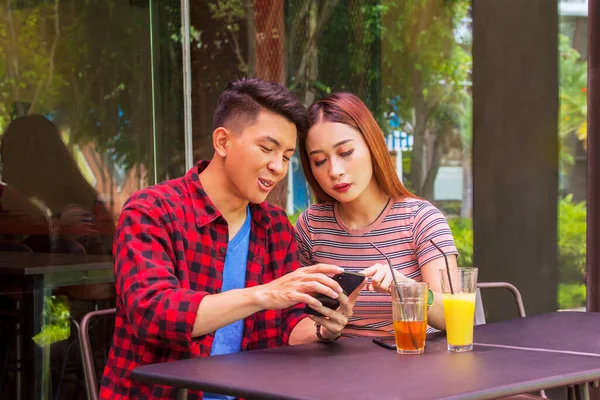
[296,202,335,229]
[390,197,446,221]
[307,202,334,213]
[301,202,335,218]
[390,197,431,212]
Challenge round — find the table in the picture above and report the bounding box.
[132,312,600,400]
[0,252,114,400]
[466,312,600,356]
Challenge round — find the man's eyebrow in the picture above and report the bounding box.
[258,135,295,152]
[308,139,354,156]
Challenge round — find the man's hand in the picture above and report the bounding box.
[307,280,365,339]
[361,263,414,293]
[254,264,344,310]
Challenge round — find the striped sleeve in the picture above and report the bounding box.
[294,210,313,268]
[412,201,458,267]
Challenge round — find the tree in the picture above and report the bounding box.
[291,0,471,200]
[189,0,343,208]
[379,0,471,199]
[0,1,66,127]
[1,1,185,183]
[558,33,587,171]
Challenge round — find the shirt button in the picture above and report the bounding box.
[219,247,225,253]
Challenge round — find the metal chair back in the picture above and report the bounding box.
[80,308,116,400]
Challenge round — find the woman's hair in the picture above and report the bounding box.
[300,92,414,203]
[0,115,99,211]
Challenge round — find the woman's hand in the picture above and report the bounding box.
[361,263,414,293]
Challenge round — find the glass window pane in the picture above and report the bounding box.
[558,8,588,311]
[0,1,183,398]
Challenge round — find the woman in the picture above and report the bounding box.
[295,92,458,336]
[0,115,114,255]
[0,115,115,303]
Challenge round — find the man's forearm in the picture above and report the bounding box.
[192,286,263,337]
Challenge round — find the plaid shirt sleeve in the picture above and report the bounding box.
[114,197,206,347]
[277,214,309,345]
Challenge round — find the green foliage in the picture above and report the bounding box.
[1,1,186,179]
[379,0,471,124]
[437,201,462,216]
[558,194,587,283]
[445,195,586,304]
[0,4,68,126]
[208,0,247,73]
[558,34,588,172]
[32,295,71,347]
[287,210,304,227]
[558,283,586,310]
[559,34,587,139]
[315,0,384,118]
[447,217,473,268]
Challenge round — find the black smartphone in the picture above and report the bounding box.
[304,271,365,317]
[372,337,396,351]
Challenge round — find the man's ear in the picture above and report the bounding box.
[212,127,231,157]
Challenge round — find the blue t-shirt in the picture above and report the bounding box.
[204,207,251,400]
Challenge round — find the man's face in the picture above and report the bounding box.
[223,110,297,204]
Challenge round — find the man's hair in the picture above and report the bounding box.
[213,77,308,135]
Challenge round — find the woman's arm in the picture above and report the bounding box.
[420,255,458,330]
[361,259,456,331]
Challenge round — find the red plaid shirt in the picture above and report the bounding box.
[100,161,307,399]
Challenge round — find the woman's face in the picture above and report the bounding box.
[305,121,374,203]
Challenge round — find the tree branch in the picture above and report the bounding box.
[4,0,25,116]
[29,0,61,114]
[245,0,256,76]
[293,0,340,84]
[216,0,248,73]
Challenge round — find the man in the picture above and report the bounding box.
[100,78,362,399]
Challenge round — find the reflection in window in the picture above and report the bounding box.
[0,1,184,398]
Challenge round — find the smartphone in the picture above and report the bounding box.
[372,337,396,351]
[304,271,365,317]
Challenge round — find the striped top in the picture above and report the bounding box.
[294,197,458,338]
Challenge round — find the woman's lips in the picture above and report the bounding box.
[333,183,351,193]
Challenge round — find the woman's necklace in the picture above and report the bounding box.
[338,196,391,228]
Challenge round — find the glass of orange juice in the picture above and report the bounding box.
[391,282,428,354]
[440,267,478,352]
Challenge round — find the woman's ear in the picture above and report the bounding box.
[212,127,231,157]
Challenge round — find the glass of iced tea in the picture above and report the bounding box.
[391,282,428,354]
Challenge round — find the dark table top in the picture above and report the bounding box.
[467,311,600,355]
[133,326,600,400]
[0,252,113,276]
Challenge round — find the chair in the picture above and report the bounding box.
[475,281,526,325]
[475,282,549,400]
[49,237,115,400]
[80,308,116,400]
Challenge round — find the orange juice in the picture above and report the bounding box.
[442,293,476,347]
[393,320,427,353]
